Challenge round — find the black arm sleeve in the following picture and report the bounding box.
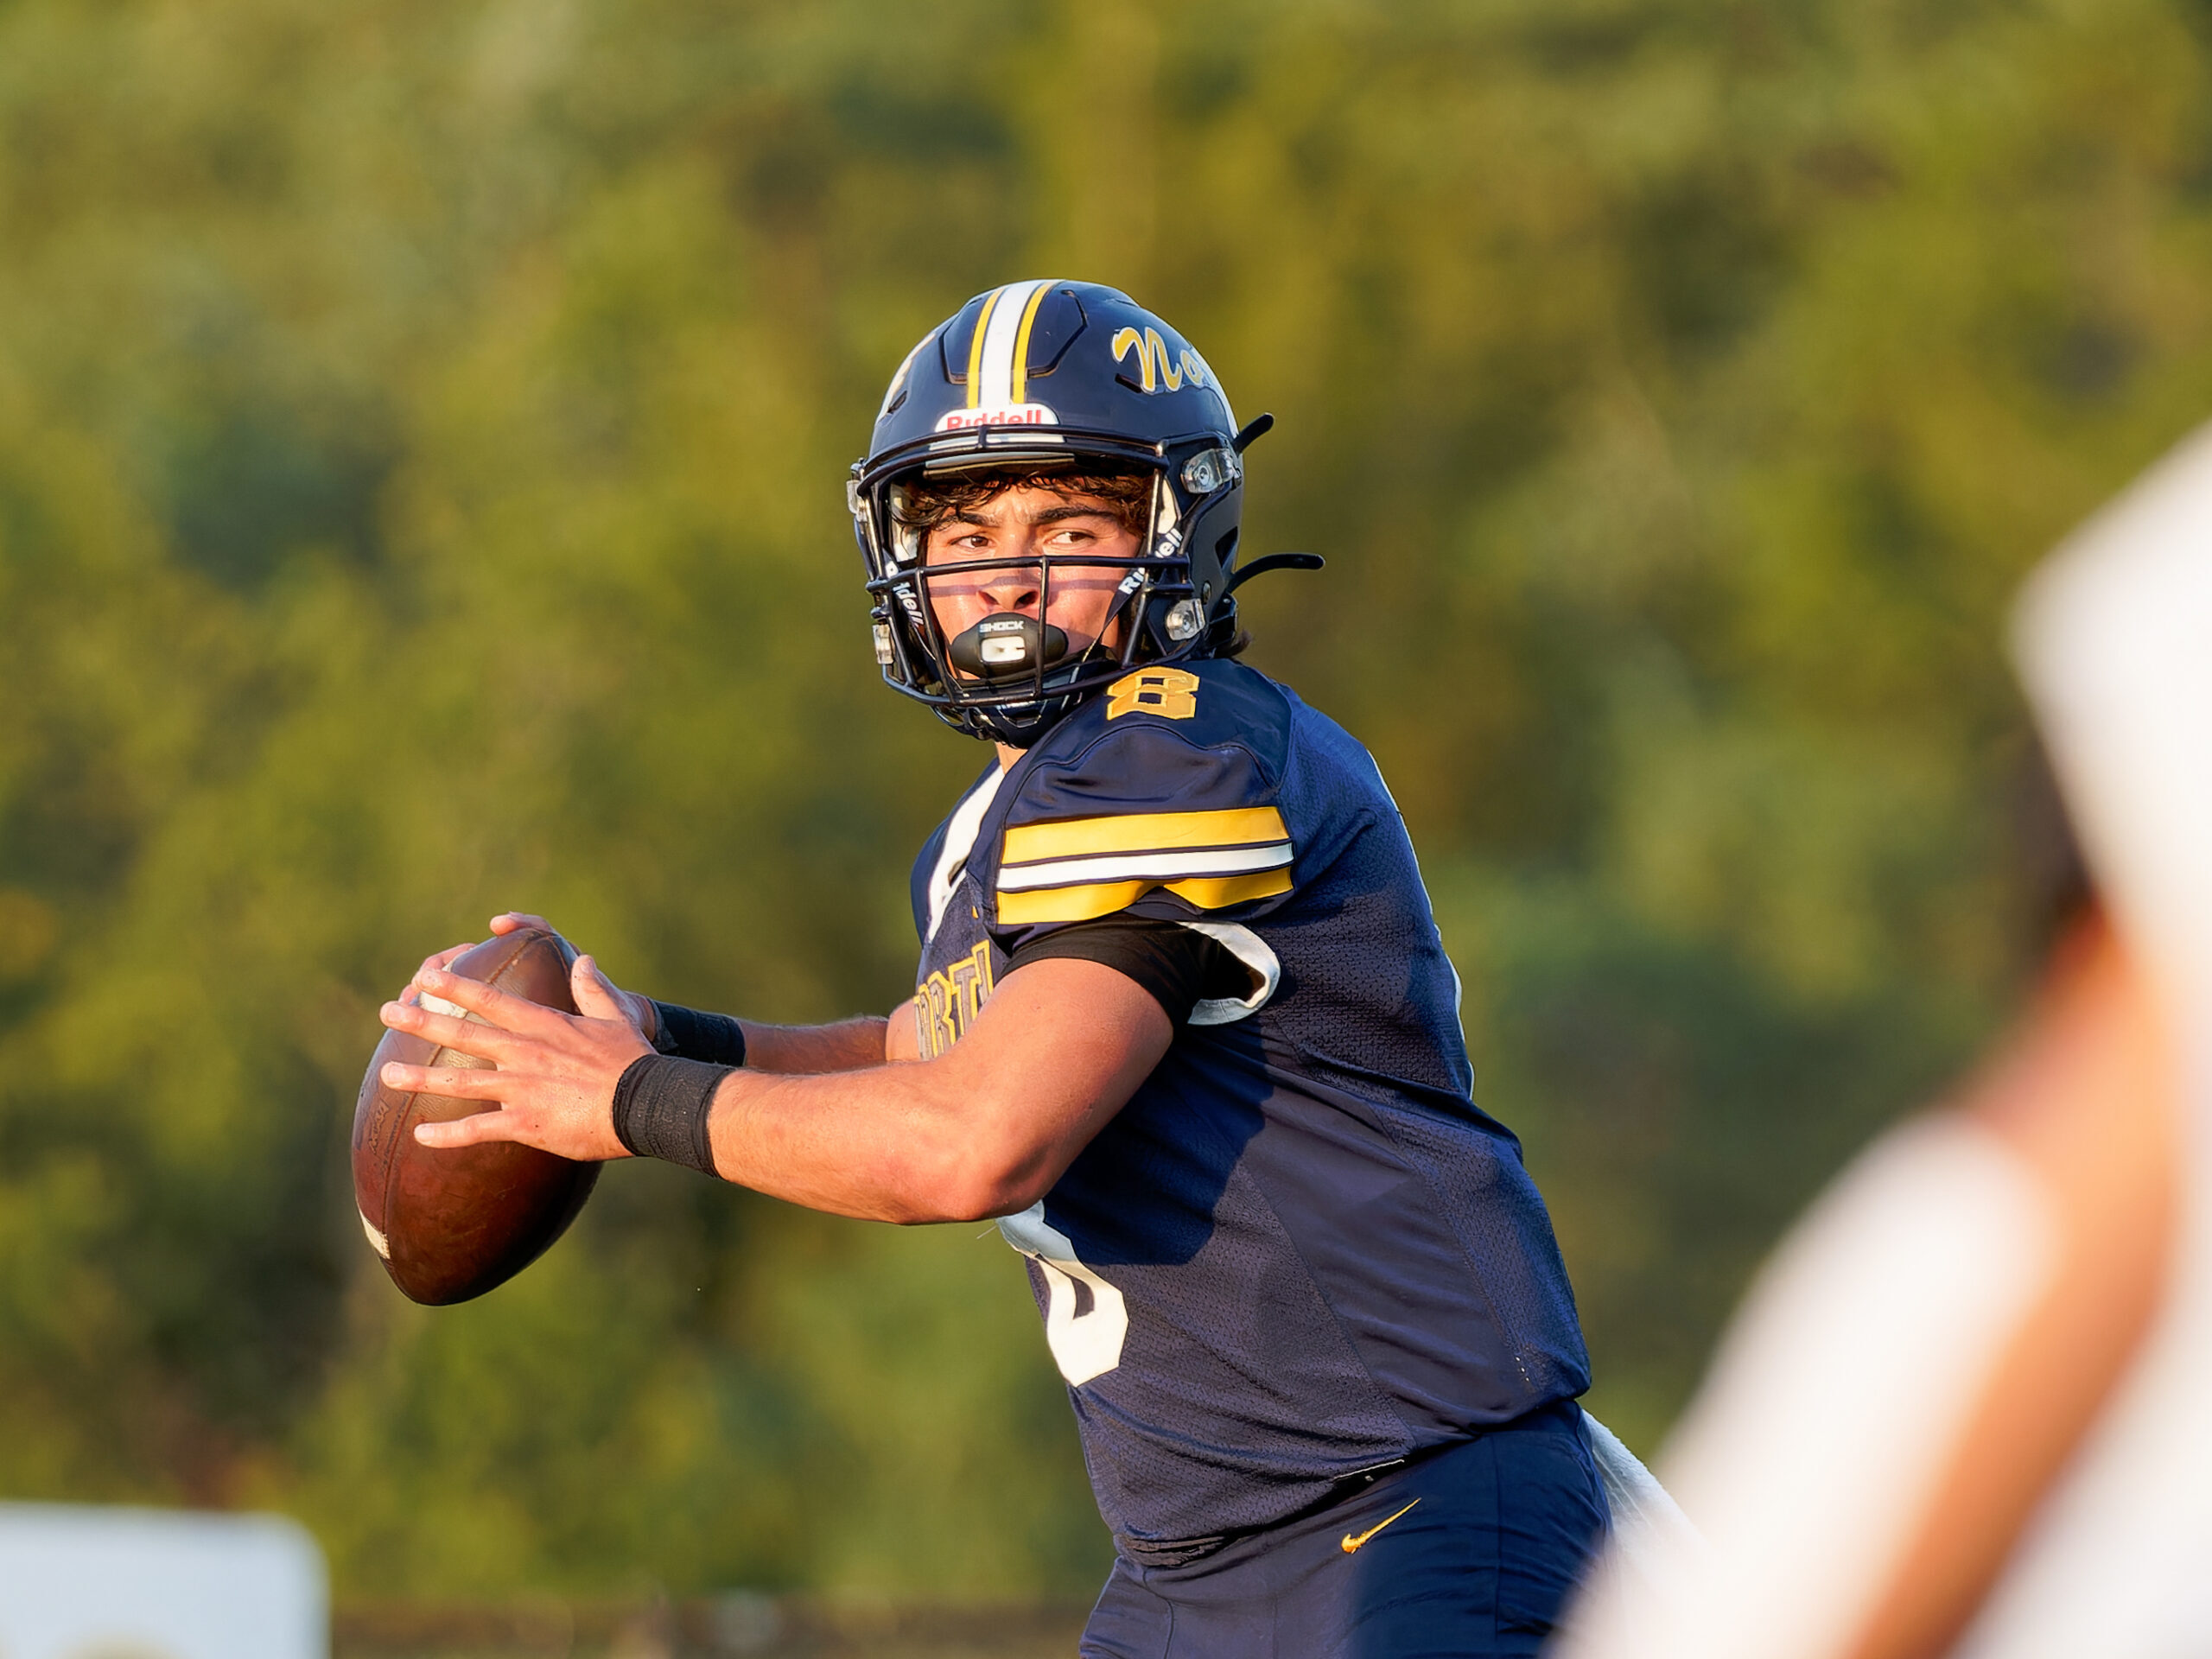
[1006,913,1257,1027]
[649,1001,748,1067]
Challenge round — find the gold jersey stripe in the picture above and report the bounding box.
[1010,279,1054,405]
[997,868,1294,925]
[1000,879,1150,925]
[1002,805,1288,865]
[964,287,1000,410]
[1167,869,1296,910]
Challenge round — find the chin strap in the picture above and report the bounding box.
[1224,552,1324,596]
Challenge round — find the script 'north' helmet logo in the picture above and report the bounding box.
[1112,326,1209,394]
[934,403,1058,433]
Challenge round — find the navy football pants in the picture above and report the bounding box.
[1080,1402,1609,1659]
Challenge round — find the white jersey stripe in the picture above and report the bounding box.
[1180,920,1281,1026]
[926,766,1008,946]
[977,279,1049,409]
[996,842,1293,893]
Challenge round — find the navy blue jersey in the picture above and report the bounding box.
[906,658,1591,1553]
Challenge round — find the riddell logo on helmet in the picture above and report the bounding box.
[936,404,1058,432]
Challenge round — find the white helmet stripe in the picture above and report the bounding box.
[977,279,1051,409]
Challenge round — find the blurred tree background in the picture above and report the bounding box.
[3,0,2210,1607]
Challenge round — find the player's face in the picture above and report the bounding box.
[923,484,1139,658]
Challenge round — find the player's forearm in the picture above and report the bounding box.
[696,960,1170,1224]
[701,1058,1050,1224]
[736,1015,889,1075]
[641,993,885,1075]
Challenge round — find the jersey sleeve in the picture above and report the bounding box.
[982,668,1300,954]
[1005,913,1255,1024]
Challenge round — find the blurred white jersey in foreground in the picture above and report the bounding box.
[1553,417,2212,1659]
[1959,414,2212,1656]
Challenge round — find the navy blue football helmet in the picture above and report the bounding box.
[850,280,1269,747]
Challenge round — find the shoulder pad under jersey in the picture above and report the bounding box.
[982,659,1298,947]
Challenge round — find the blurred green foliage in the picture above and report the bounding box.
[3,0,2210,1604]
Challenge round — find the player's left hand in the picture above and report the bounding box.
[376,954,652,1161]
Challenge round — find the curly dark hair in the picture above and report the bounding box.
[892,464,1154,539]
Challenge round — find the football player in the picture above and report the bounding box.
[378,281,1610,1656]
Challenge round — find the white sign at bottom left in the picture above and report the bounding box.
[0,1503,325,1659]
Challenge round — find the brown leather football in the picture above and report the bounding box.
[352,926,601,1305]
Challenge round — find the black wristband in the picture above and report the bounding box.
[649,1001,748,1067]
[611,1054,726,1175]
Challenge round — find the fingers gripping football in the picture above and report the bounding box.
[393,913,561,1006]
[400,941,474,1007]
[477,913,657,1039]
[405,914,656,1038]
[378,952,652,1162]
